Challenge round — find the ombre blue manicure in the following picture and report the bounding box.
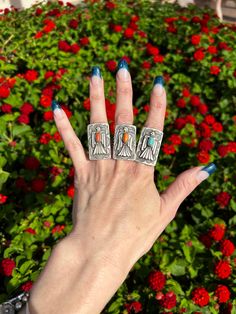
[117,59,129,72]
[91,66,102,78]
[202,163,217,175]
[51,100,61,111]
[154,76,164,86]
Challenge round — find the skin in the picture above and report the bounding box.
[19,66,209,314]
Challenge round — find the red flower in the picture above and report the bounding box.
[58,40,71,52]
[34,31,43,39]
[215,285,230,303]
[153,55,164,63]
[0,85,10,98]
[198,103,208,115]
[125,301,142,313]
[199,122,211,138]
[53,131,62,142]
[43,19,56,33]
[197,151,210,164]
[159,291,177,309]
[210,66,220,75]
[143,104,150,112]
[25,228,36,235]
[31,178,46,193]
[204,115,215,125]
[24,70,38,82]
[177,98,186,108]
[214,260,231,279]
[80,37,89,45]
[106,60,117,72]
[83,98,90,110]
[0,258,16,276]
[69,19,78,29]
[217,145,229,157]
[209,224,225,241]
[52,224,65,234]
[20,102,34,115]
[142,61,151,69]
[175,117,186,130]
[0,194,8,204]
[0,103,12,113]
[40,95,52,108]
[43,111,54,121]
[148,270,166,291]
[191,34,201,45]
[70,43,80,54]
[162,144,176,155]
[194,49,204,61]
[24,156,40,170]
[212,122,223,132]
[167,24,177,33]
[17,114,30,124]
[182,88,190,97]
[35,8,43,15]
[190,95,201,106]
[21,281,33,292]
[168,134,182,145]
[43,221,51,228]
[220,239,235,256]
[228,141,236,152]
[111,24,122,32]
[216,192,231,208]
[207,46,217,54]
[191,287,210,307]
[146,44,159,56]
[67,184,74,198]
[199,139,213,151]
[128,22,138,30]
[185,115,196,124]
[199,233,212,248]
[105,1,116,9]
[124,28,134,39]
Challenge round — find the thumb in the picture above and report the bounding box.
[161,163,217,215]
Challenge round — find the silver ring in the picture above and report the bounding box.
[87,123,111,160]
[135,127,163,166]
[113,124,136,160]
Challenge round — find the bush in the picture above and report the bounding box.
[0,0,236,312]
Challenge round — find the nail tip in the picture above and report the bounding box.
[51,100,61,111]
[91,66,102,78]
[154,76,164,86]
[117,59,129,71]
[202,162,217,175]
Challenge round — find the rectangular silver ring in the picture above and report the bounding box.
[113,124,136,161]
[87,123,111,160]
[135,127,163,166]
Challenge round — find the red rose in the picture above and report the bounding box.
[191,34,201,45]
[45,71,54,79]
[210,66,220,75]
[194,49,204,61]
[58,40,71,52]
[43,19,56,33]
[212,122,223,132]
[199,139,213,151]
[199,122,211,138]
[21,281,33,292]
[17,114,30,124]
[217,145,229,157]
[25,228,36,235]
[24,156,40,170]
[67,184,74,198]
[125,301,142,313]
[0,258,16,276]
[220,239,235,256]
[185,115,196,124]
[39,133,52,144]
[214,260,231,279]
[0,194,8,204]
[204,115,215,125]
[148,270,166,291]
[153,55,164,63]
[80,37,89,45]
[182,88,190,97]
[228,141,236,152]
[70,43,80,54]
[167,24,177,33]
[31,178,46,193]
[137,30,147,37]
[34,31,43,39]
[177,98,186,108]
[53,131,62,142]
[43,111,54,121]
[69,19,78,29]
[142,61,151,69]
[190,95,201,106]
[40,95,52,108]
[35,8,43,15]
[20,102,34,115]
[143,104,150,112]
[215,285,230,303]
[83,98,90,110]
[191,287,210,307]
[24,70,38,82]
[43,221,51,228]
[162,144,176,155]
[128,22,138,30]
[105,1,116,9]
[124,28,134,39]
[207,46,217,54]
[197,103,208,115]
[106,60,117,72]
[0,103,12,113]
[216,192,231,208]
[168,134,182,145]
[209,224,225,241]
[197,151,210,164]
[52,224,65,234]
[50,166,62,177]
[146,44,159,56]
[159,291,177,310]
[0,85,10,98]
[175,117,186,130]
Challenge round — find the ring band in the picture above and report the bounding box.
[135,127,163,166]
[113,124,136,160]
[87,123,111,160]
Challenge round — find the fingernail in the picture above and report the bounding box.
[117,59,129,80]
[91,66,102,85]
[196,163,217,182]
[153,76,164,96]
[51,100,63,118]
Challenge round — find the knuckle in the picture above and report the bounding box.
[117,85,132,96]
[116,110,133,124]
[67,137,82,153]
[178,174,192,193]
[90,91,102,102]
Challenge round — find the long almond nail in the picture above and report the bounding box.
[196,163,217,182]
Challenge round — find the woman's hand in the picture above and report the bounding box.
[28,60,216,314]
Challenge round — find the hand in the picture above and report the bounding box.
[52,60,215,271]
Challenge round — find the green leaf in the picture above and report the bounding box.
[0,169,10,190]
[166,278,185,295]
[168,258,187,276]
[19,260,34,275]
[12,124,32,137]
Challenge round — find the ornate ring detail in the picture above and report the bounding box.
[87,123,111,160]
[113,124,136,161]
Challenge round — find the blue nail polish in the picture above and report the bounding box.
[154,76,164,86]
[51,100,61,111]
[91,66,102,78]
[117,59,129,72]
[202,163,217,175]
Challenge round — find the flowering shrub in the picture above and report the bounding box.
[0,0,236,312]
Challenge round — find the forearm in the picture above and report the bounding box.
[26,234,129,314]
